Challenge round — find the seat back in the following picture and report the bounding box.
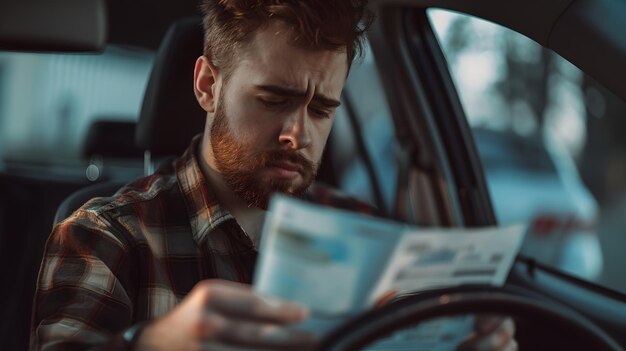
[135,16,206,158]
[83,120,142,159]
[53,17,207,224]
[53,120,141,224]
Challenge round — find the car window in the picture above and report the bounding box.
[429,9,626,293]
[0,47,154,166]
[332,42,399,214]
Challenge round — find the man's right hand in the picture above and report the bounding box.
[135,279,315,351]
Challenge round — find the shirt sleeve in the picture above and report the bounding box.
[30,209,136,351]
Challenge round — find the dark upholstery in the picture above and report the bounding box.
[83,120,143,158]
[54,17,208,225]
[54,120,142,224]
[135,16,206,157]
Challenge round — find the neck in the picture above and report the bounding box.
[197,137,266,246]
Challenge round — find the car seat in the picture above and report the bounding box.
[53,16,206,224]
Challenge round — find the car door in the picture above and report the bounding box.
[342,0,626,348]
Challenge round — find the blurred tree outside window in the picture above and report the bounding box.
[429,9,626,293]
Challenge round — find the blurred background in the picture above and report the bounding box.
[0,8,624,297]
[429,9,626,292]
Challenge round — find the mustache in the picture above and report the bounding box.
[260,149,316,173]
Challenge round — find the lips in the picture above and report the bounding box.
[269,160,304,173]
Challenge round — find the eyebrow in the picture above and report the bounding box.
[255,84,342,108]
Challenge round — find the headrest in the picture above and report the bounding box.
[0,0,106,52]
[136,16,206,157]
[83,120,143,159]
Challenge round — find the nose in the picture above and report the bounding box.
[278,108,312,150]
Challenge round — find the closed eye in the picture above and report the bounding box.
[258,97,287,108]
[309,106,331,119]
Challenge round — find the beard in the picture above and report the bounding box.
[210,98,318,210]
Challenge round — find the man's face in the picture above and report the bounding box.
[206,21,348,209]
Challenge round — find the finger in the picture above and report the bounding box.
[496,318,515,340]
[198,341,235,351]
[200,341,273,351]
[455,336,479,351]
[199,313,317,349]
[474,314,506,336]
[198,280,309,324]
[501,339,518,351]
[200,341,315,351]
[217,321,316,349]
[475,318,516,351]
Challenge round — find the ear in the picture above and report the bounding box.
[194,56,221,113]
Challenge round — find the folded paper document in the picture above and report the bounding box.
[253,195,525,335]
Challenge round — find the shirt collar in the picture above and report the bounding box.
[175,134,235,246]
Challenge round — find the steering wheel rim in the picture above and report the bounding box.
[318,286,621,351]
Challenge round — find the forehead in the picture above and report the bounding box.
[231,21,349,98]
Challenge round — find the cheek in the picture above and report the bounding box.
[312,121,334,161]
[232,119,280,150]
[223,99,272,143]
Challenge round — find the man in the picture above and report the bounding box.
[30,1,516,350]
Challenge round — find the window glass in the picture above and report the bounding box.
[332,42,398,213]
[0,47,154,165]
[429,9,626,293]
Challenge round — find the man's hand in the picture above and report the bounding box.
[135,279,316,351]
[456,315,517,351]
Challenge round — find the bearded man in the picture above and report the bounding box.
[30,1,516,350]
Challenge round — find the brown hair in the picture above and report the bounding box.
[199,0,373,78]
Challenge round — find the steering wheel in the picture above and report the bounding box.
[318,286,621,351]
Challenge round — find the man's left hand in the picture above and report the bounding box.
[456,315,517,351]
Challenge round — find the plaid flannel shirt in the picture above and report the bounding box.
[30,135,376,350]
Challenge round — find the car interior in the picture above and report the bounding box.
[1,0,626,350]
[0,4,353,348]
